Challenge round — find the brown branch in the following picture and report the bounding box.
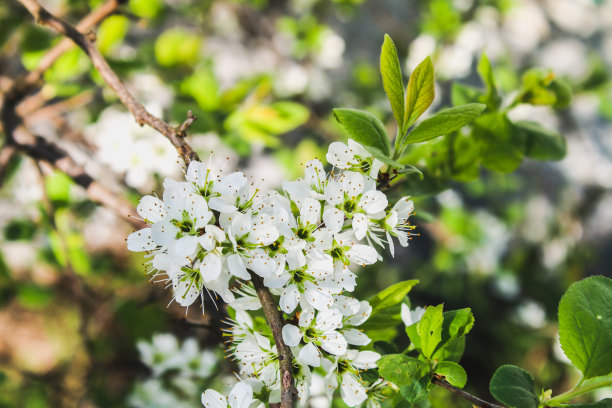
[21,0,123,91]
[251,274,296,408]
[17,0,200,164]
[431,376,505,408]
[11,124,145,230]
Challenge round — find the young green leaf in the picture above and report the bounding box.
[490,365,539,408]
[432,308,474,361]
[404,56,435,130]
[418,304,444,359]
[403,103,486,145]
[435,361,467,388]
[380,34,405,128]
[515,120,566,161]
[333,108,391,155]
[451,82,484,106]
[378,354,428,387]
[558,276,612,379]
[369,280,419,314]
[477,53,501,109]
[400,375,431,404]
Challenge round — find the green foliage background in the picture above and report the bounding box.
[1,0,611,406]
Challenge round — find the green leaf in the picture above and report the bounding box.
[333,108,391,155]
[435,361,467,388]
[97,15,129,56]
[558,276,612,378]
[129,0,163,18]
[369,280,419,314]
[451,83,484,106]
[477,53,501,109]
[475,112,525,173]
[418,304,444,359]
[181,67,220,111]
[404,56,435,130]
[404,103,486,145]
[400,375,431,404]
[378,354,428,387]
[435,336,466,363]
[154,28,201,67]
[515,120,566,161]
[363,145,405,169]
[490,365,539,408]
[380,34,405,128]
[432,308,474,359]
[550,78,572,108]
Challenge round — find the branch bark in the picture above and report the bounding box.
[17,0,200,164]
[431,376,505,408]
[251,274,296,408]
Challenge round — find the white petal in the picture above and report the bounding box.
[340,373,367,407]
[200,253,222,282]
[137,196,166,223]
[307,255,334,278]
[228,382,253,408]
[304,159,326,188]
[172,276,201,307]
[187,193,212,229]
[299,307,315,327]
[300,197,321,226]
[346,301,372,326]
[369,158,384,179]
[127,228,156,251]
[216,172,247,196]
[282,324,302,347]
[319,331,347,355]
[346,244,378,265]
[249,223,279,246]
[351,213,368,240]
[358,190,388,214]
[315,308,343,331]
[208,196,237,213]
[342,328,371,346]
[326,141,353,169]
[201,389,227,408]
[282,179,309,204]
[323,180,343,205]
[229,211,252,238]
[151,220,179,247]
[352,350,381,369]
[393,196,414,218]
[304,283,334,311]
[323,206,344,234]
[333,295,360,316]
[347,139,370,158]
[280,284,300,314]
[298,342,321,367]
[228,254,250,280]
[247,251,277,278]
[341,172,364,199]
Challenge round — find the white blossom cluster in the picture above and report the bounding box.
[127,139,416,407]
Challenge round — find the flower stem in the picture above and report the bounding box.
[544,376,612,407]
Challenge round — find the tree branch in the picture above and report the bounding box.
[431,376,505,408]
[251,274,296,408]
[17,0,200,164]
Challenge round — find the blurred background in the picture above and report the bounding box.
[1,0,611,406]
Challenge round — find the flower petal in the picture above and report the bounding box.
[282,324,302,347]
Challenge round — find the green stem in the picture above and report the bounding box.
[544,376,612,407]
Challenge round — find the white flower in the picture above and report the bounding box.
[323,171,387,239]
[282,159,328,205]
[201,382,255,408]
[322,349,381,407]
[401,304,425,327]
[282,307,348,366]
[384,196,416,256]
[326,139,385,179]
[265,253,339,313]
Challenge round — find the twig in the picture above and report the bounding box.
[11,124,145,230]
[17,0,200,164]
[251,274,296,408]
[20,0,123,91]
[431,376,505,408]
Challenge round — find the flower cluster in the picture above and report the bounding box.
[127,139,416,407]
